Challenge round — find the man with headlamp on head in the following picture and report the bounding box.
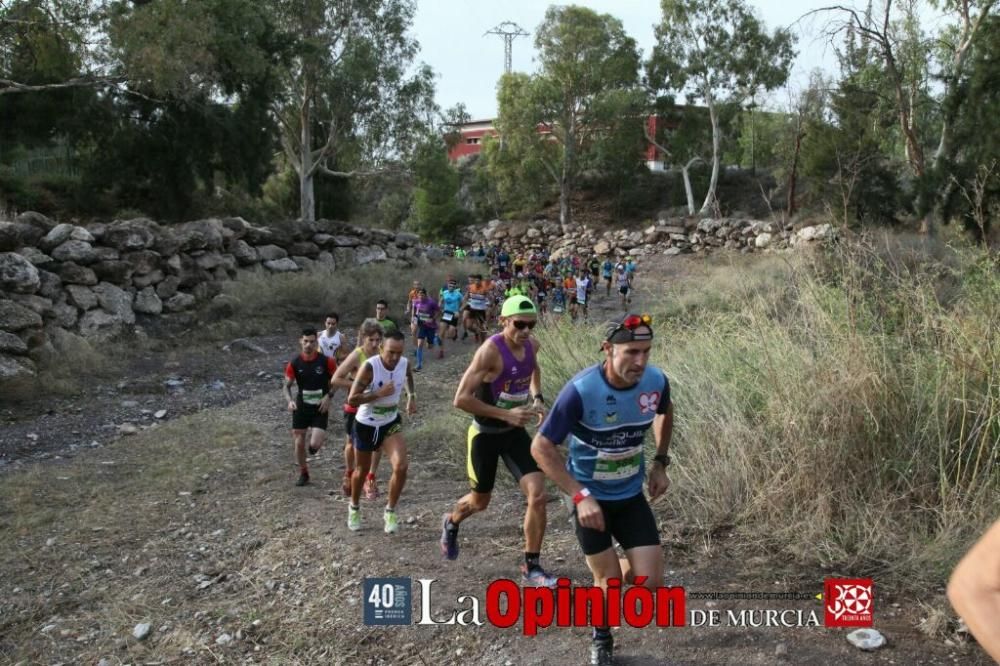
[531,313,673,666]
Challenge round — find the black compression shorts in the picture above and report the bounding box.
[466,424,539,494]
[574,492,661,555]
[292,405,329,431]
[352,415,402,452]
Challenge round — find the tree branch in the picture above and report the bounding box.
[0,75,125,95]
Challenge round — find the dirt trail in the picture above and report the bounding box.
[0,256,988,665]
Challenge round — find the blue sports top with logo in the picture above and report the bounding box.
[539,363,671,501]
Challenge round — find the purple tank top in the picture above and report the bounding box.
[474,334,536,429]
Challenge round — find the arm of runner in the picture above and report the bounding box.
[948,518,1000,662]
[647,402,673,499]
[452,343,534,427]
[282,365,296,412]
[331,350,358,391]
[405,363,416,414]
[531,432,605,532]
[347,364,392,406]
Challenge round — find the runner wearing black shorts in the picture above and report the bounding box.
[332,318,385,497]
[440,296,559,588]
[532,314,673,666]
[283,328,337,487]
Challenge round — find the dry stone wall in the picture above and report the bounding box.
[0,212,430,384]
[463,211,835,260]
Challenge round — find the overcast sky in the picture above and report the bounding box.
[410,0,941,119]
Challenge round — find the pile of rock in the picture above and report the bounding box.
[463,212,835,259]
[0,212,428,383]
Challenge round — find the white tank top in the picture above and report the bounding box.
[356,355,407,426]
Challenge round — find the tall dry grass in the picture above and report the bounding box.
[536,232,1000,587]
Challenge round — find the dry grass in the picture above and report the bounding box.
[535,233,1000,590]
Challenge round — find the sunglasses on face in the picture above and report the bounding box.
[511,320,537,330]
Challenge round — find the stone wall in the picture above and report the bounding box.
[464,212,835,259]
[0,212,429,383]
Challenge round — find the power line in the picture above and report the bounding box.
[484,22,529,75]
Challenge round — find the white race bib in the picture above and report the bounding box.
[592,447,642,481]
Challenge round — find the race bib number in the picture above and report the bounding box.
[302,389,324,406]
[442,312,456,324]
[373,403,399,418]
[592,447,642,481]
[496,391,529,410]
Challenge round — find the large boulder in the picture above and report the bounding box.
[57,262,98,286]
[51,239,98,264]
[132,269,164,288]
[133,287,163,315]
[93,282,135,325]
[16,246,53,266]
[122,249,162,275]
[0,252,40,294]
[0,299,43,331]
[175,218,225,251]
[36,270,62,299]
[39,223,75,250]
[0,331,28,354]
[257,244,288,261]
[47,300,78,328]
[264,258,299,272]
[14,211,56,233]
[69,226,95,242]
[0,221,44,250]
[65,284,98,310]
[229,240,259,265]
[0,354,35,381]
[103,218,158,251]
[77,309,126,340]
[394,232,420,248]
[164,292,196,312]
[92,260,134,284]
[354,246,387,265]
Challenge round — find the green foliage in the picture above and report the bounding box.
[408,136,464,240]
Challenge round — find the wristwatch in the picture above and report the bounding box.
[653,453,671,467]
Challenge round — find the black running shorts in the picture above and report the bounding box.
[352,415,402,452]
[574,492,661,556]
[292,405,329,431]
[466,424,539,494]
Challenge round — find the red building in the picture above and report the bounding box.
[447,115,674,171]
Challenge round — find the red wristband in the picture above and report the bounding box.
[572,487,592,505]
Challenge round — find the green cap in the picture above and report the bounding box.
[501,295,537,317]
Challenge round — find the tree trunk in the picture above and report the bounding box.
[681,157,702,215]
[699,92,721,216]
[787,118,804,216]
[299,74,316,222]
[560,109,576,227]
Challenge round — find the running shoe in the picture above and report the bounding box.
[347,506,361,531]
[520,563,559,588]
[440,513,459,560]
[308,445,318,456]
[414,365,422,372]
[341,472,352,497]
[295,471,309,487]
[364,476,379,500]
[590,635,614,666]
[384,509,399,534]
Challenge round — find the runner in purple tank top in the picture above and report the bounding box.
[439,295,560,588]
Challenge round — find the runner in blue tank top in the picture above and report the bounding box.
[532,313,673,666]
[440,295,559,588]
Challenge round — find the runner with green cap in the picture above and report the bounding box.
[440,295,560,588]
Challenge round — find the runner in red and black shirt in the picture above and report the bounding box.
[282,328,337,487]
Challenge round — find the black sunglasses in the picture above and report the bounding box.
[511,320,537,330]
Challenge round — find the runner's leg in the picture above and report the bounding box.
[381,433,408,510]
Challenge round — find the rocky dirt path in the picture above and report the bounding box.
[0,256,988,665]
